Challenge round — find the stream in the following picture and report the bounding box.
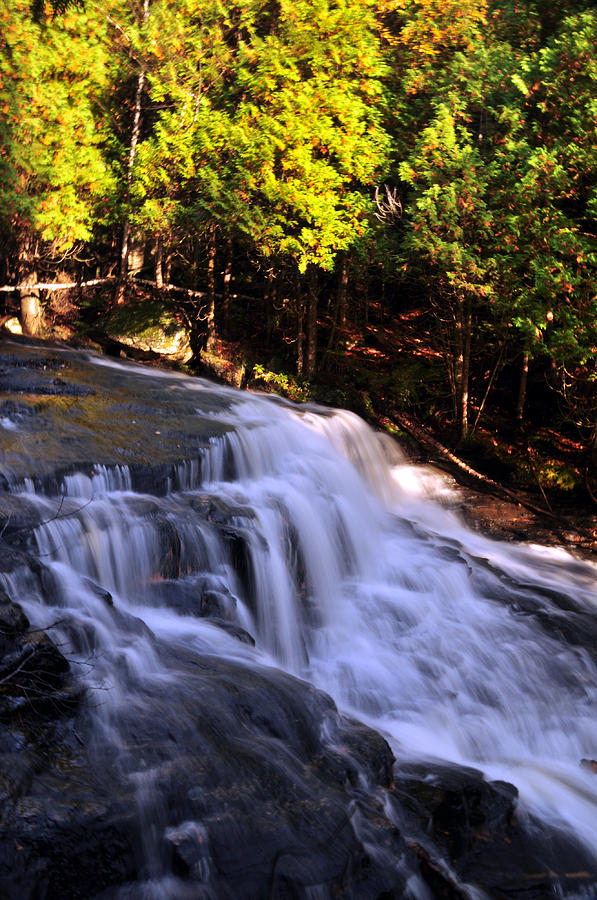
[0,341,596,899]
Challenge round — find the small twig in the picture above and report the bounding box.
[471,344,504,436]
[0,514,10,540]
[525,440,553,514]
[0,649,35,686]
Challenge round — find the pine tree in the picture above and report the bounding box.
[0,0,112,333]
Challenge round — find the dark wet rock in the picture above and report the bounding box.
[0,590,81,725]
[0,356,94,397]
[0,719,138,900]
[146,576,238,621]
[0,592,29,635]
[209,618,255,645]
[126,655,408,900]
[468,557,597,654]
[334,717,395,789]
[0,628,76,723]
[0,644,412,899]
[0,495,42,553]
[129,462,175,496]
[0,400,37,424]
[164,821,211,880]
[0,540,29,575]
[82,577,113,607]
[0,338,232,485]
[391,761,597,898]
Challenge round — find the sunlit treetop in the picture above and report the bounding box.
[31,0,84,22]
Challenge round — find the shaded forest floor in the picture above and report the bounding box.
[219,298,597,555]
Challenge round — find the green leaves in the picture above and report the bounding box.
[124,0,388,272]
[0,0,112,248]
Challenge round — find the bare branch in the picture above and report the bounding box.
[375,185,403,224]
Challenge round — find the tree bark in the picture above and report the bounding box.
[17,237,43,336]
[115,0,149,306]
[205,221,217,352]
[338,254,348,331]
[154,236,163,290]
[295,274,304,376]
[454,293,472,438]
[305,267,318,378]
[326,255,348,360]
[461,294,472,437]
[164,248,172,285]
[516,347,530,422]
[222,236,233,337]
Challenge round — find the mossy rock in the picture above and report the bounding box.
[102,298,192,362]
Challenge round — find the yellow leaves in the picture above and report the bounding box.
[390,0,488,59]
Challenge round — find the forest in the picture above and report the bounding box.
[1,0,597,507]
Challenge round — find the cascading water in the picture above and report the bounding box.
[0,343,596,899]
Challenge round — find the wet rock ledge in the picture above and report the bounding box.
[0,337,595,898]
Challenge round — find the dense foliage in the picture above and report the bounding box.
[1,0,596,454]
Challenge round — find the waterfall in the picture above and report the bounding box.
[1,347,596,898]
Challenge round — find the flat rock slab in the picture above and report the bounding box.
[0,337,234,486]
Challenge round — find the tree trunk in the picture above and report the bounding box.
[154,236,164,290]
[453,296,464,426]
[115,0,149,306]
[326,255,348,360]
[516,347,530,422]
[264,270,277,348]
[205,222,217,352]
[295,274,304,376]
[17,238,43,336]
[222,236,233,337]
[338,254,348,331]
[305,267,318,378]
[461,294,472,437]
[454,293,471,438]
[164,247,172,284]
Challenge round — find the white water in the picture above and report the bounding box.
[3,365,597,889]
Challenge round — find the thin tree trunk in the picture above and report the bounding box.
[295,274,304,376]
[461,295,472,437]
[264,271,278,350]
[471,344,505,435]
[326,255,348,360]
[115,0,149,305]
[516,347,530,422]
[306,267,318,378]
[154,236,163,290]
[222,236,233,337]
[164,248,172,284]
[338,254,348,330]
[205,222,216,352]
[453,293,472,438]
[453,295,464,426]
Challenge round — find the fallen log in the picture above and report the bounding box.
[389,412,597,545]
[0,277,116,292]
